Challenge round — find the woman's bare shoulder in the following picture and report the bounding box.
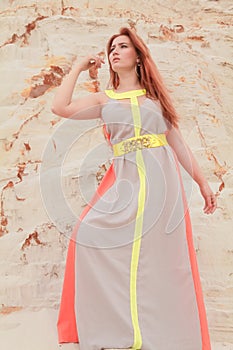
[96,90,110,105]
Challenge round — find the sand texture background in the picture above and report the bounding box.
[0,1,233,349]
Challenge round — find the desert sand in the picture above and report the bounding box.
[0,0,233,349]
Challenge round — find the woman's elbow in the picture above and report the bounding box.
[51,105,57,114]
[51,106,69,118]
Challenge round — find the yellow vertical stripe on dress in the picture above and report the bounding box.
[105,89,146,349]
[130,95,146,349]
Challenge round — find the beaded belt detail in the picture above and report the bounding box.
[112,133,168,157]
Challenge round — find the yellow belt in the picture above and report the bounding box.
[112,133,168,157]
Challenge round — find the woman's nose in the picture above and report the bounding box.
[112,48,119,55]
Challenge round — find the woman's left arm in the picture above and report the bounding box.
[166,126,217,214]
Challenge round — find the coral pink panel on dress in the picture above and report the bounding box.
[57,161,116,343]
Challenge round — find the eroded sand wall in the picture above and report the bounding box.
[0,0,232,343]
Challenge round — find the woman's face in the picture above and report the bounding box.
[108,35,138,72]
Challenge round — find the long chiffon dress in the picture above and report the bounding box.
[57,89,211,350]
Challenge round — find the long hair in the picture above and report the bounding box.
[106,27,179,128]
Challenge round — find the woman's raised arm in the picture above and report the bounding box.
[51,55,105,119]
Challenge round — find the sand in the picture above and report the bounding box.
[0,0,233,348]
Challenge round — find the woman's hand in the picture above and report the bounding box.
[78,54,105,72]
[199,182,217,214]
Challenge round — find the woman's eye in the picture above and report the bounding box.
[121,45,127,48]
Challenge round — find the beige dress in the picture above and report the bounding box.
[57,89,211,350]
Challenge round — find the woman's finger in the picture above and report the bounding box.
[89,55,104,65]
[203,194,217,214]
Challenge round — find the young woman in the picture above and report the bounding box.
[52,27,216,350]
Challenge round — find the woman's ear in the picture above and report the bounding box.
[136,58,141,66]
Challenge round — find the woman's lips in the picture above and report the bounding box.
[112,58,120,63]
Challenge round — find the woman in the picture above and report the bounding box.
[52,27,216,350]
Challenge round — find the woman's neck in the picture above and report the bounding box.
[115,71,141,92]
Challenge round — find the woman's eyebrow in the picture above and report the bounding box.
[110,42,129,48]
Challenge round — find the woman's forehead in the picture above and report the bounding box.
[111,35,131,46]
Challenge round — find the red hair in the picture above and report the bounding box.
[106,27,179,128]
